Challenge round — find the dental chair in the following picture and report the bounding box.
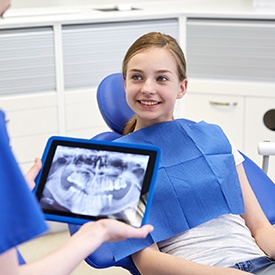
[68,73,275,275]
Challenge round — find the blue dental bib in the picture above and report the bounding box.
[109,119,244,261]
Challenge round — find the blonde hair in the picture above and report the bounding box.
[122,32,187,135]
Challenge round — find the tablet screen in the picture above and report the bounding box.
[35,137,160,227]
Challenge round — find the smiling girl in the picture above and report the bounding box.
[109,32,275,275]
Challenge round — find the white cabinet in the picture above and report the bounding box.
[186,18,275,82]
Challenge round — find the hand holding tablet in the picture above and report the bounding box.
[34,136,160,227]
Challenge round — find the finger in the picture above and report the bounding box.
[25,158,42,189]
[133,224,154,238]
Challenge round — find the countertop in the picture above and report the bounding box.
[1,0,275,28]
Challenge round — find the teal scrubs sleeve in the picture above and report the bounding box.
[0,109,48,255]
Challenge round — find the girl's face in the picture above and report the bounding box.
[125,47,187,131]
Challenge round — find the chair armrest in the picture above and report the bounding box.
[258,141,275,173]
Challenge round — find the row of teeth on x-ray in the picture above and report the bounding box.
[62,185,114,216]
[66,171,128,194]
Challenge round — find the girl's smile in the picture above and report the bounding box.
[137,100,161,106]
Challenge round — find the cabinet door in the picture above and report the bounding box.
[2,93,58,173]
[186,18,275,82]
[244,97,275,182]
[183,93,244,150]
[64,89,108,138]
[0,26,57,171]
[0,26,55,95]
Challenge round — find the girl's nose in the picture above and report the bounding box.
[141,79,156,95]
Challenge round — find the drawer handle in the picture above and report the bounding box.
[209,101,238,107]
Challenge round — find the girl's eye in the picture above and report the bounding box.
[131,74,142,81]
[157,76,168,82]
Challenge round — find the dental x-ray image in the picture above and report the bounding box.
[39,145,150,226]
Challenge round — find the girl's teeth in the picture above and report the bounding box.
[140,101,158,106]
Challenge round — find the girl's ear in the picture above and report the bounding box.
[177,79,188,99]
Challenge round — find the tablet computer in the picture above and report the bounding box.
[34,136,160,227]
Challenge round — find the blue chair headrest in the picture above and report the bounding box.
[97,73,135,135]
